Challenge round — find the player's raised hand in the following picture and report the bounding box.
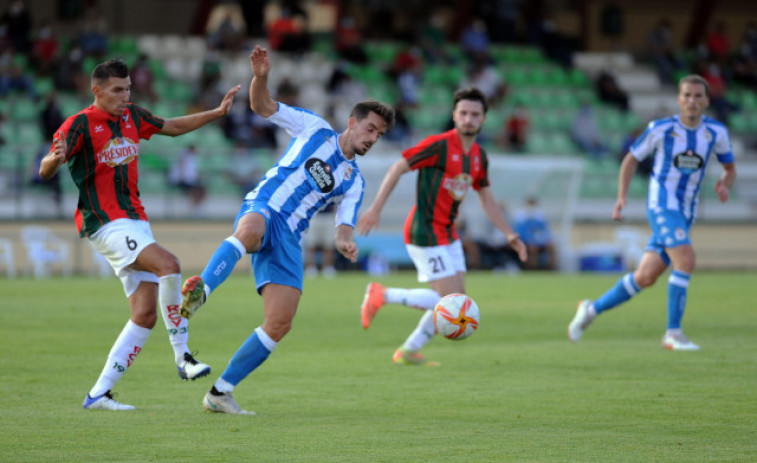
[612,198,626,220]
[714,179,730,203]
[250,45,271,78]
[218,85,242,116]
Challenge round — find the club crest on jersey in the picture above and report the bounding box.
[305,158,335,193]
[443,173,472,200]
[673,149,703,172]
[97,137,138,167]
[343,166,353,181]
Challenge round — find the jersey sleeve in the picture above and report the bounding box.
[267,102,330,138]
[630,122,657,161]
[335,175,365,228]
[714,126,735,164]
[473,147,490,190]
[402,136,442,170]
[130,104,164,140]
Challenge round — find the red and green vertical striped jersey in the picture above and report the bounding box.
[401,129,490,246]
[56,103,164,237]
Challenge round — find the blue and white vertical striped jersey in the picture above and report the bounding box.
[245,103,364,241]
[630,115,735,220]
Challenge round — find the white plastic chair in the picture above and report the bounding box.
[89,247,113,279]
[614,226,649,270]
[0,238,16,278]
[20,225,71,278]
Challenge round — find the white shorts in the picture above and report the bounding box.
[88,218,159,297]
[406,240,466,283]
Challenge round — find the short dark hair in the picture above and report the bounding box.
[679,74,710,97]
[350,101,395,129]
[453,87,488,114]
[91,59,130,86]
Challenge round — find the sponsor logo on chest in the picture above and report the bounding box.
[673,149,704,173]
[97,137,139,167]
[305,158,335,193]
[443,173,472,201]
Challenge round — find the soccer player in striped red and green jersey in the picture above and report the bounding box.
[357,87,527,366]
[39,59,241,410]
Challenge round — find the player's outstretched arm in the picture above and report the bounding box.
[39,131,67,180]
[613,152,638,220]
[335,224,358,263]
[249,45,278,118]
[160,85,242,136]
[715,162,736,203]
[478,186,527,262]
[357,158,410,235]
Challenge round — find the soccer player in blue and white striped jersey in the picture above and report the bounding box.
[569,74,737,351]
[180,46,395,414]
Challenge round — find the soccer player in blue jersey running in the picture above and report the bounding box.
[180,45,394,414]
[568,74,736,351]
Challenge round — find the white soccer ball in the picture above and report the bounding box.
[433,293,480,341]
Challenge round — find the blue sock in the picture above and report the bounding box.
[594,272,641,314]
[667,270,690,329]
[201,237,246,295]
[221,327,278,386]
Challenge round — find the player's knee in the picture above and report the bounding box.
[263,319,292,342]
[156,254,181,276]
[634,270,659,288]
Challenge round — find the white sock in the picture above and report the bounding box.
[90,319,152,397]
[403,309,437,352]
[214,378,235,394]
[158,273,189,364]
[385,288,441,310]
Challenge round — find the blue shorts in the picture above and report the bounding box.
[645,208,693,266]
[234,200,303,294]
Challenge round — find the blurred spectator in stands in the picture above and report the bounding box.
[168,145,207,210]
[206,2,247,53]
[538,20,574,68]
[0,111,6,145]
[460,202,520,271]
[732,23,757,90]
[383,101,412,146]
[31,19,58,76]
[0,47,35,98]
[40,91,63,140]
[267,7,310,55]
[225,141,264,197]
[460,17,490,61]
[1,0,32,53]
[30,137,63,217]
[705,21,731,67]
[503,104,529,152]
[130,54,157,104]
[698,61,739,125]
[417,10,450,64]
[596,70,629,112]
[480,0,522,44]
[571,103,608,160]
[513,197,556,271]
[326,62,366,105]
[54,43,88,99]
[335,16,367,65]
[396,52,422,108]
[459,54,507,108]
[76,6,108,59]
[648,18,685,86]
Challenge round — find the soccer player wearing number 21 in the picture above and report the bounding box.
[569,74,737,350]
[358,87,527,366]
[40,59,241,410]
[179,46,395,415]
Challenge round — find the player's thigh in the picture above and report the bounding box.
[665,243,696,273]
[406,240,466,283]
[634,251,668,288]
[233,201,269,252]
[131,242,179,275]
[429,272,466,296]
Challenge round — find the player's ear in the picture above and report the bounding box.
[347,116,357,130]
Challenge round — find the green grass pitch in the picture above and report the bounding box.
[1,271,755,462]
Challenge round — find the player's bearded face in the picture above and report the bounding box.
[94,76,132,117]
[453,100,486,137]
[351,112,388,156]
